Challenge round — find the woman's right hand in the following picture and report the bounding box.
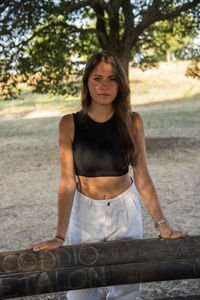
[26,237,63,252]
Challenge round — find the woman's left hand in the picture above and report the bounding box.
[157,221,189,239]
[159,226,189,239]
[164,230,189,239]
[167,229,189,239]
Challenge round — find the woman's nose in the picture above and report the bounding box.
[101,79,109,88]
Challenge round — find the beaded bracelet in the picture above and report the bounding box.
[56,235,65,242]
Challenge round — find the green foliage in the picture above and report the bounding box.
[0,74,21,100]
[0,59,21,99]
[0,0,200,99]
[16,12,100,96]
[132,13,199,70]
[150,14,197,60]
[186,58,200,79]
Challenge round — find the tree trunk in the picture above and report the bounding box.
[119,51,132,81]
[167,50,171,63]
[120,56,129,77]
[100,46,131,78]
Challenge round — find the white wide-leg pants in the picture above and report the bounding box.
[67,179,142,300]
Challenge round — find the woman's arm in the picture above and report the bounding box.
[56,114,77,240]
[27,114,77,251]
[132,113,188,238]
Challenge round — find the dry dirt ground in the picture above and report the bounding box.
[0,116,200,299]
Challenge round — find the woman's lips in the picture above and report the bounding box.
[99,93,110,96]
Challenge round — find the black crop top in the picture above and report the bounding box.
[72,110,128,177]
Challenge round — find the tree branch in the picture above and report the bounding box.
[107,0,121,48]
[58,0,94,14]
[1,20,97,69]
[121,0,135,39]
[159,0,200,21]
[92,3,109,48]
[130,0,200,48]
[58,0,111,16]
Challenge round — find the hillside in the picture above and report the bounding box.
[130,60,200,106]
[0,60,199,119]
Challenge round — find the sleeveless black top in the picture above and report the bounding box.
[72,110,128,177]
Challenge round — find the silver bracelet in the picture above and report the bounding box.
[154,219,168,231]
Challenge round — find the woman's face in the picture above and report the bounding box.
[87,60,119,107]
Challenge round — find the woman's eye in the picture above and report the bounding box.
[94,77,101,81]
[110,77,116,81]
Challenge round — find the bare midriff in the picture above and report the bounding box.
[77,173,132,200]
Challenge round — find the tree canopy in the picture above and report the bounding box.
[133,13,199,70]
[0,0,200,99]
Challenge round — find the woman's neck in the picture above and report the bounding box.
[87,104,114,123]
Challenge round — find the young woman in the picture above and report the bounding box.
[28,51,188,300]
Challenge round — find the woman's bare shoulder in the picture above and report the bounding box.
[59,113,74,129]
[59,114,75,142]
[130,111,144,129]
[59,113,76,133]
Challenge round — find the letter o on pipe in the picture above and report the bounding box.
[68,269,87,289]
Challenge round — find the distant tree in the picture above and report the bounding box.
[0,0,200,99]
[133,13,199,71]
[186,57,200,79]
[184,34,200,80]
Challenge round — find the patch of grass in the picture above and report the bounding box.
[0,88,81,116]
[181,86,194,98]
[134,94,200,137]
[1,61,200,117]
[130,61,200,106]
[0,61,199,140]
[1,95,199,143]
[0,117,60,139]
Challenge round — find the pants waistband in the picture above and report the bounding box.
[75,177,135,207]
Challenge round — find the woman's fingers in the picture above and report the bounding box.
[171,230,189,239]
[159,230,189,239]
[26,239,62,251]
[26,242,48,251]
[33,242,48,251]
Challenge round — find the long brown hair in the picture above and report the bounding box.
[81,50,137,167]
